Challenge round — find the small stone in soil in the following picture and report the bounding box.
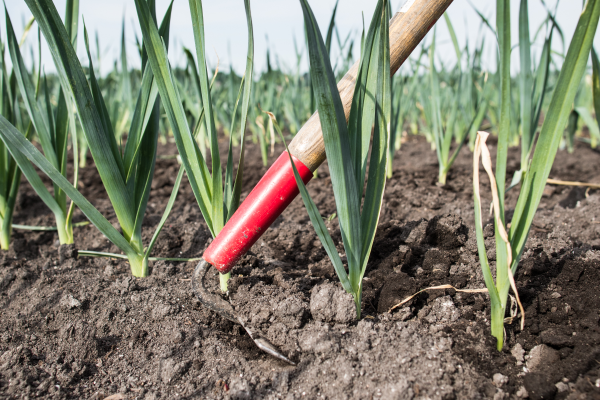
[526,344,560,371]
[555,381,569,392]
[516,386,528,398]
[511,343,525,363]
[310,282,356,323]
[60,294,82,310]
[492,373,508,387]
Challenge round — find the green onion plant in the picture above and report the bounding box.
[0,0,181,277]
[0,18,38,250]
[473,0,600,350]
[387,46,425,178]
[5,0,80,245]
[421,15,490,185]
[134,0,254,292]
[275,0,390,318]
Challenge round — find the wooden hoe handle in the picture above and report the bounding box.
[289,0,455,171]
[203,0,455,274]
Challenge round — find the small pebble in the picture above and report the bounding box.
[555,382,569,392]
[511,343,525,363]
[60,294,82,309]
[493,373,508,387]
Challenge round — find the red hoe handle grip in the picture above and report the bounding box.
[203,153,312,273]
[203,0,454,274]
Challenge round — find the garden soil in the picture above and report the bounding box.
[1,136,600,400]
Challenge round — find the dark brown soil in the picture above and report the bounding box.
[1,136,600,400]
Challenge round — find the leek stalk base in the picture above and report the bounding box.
[219,272,230,292]
[353,290,362,320]
[130,255,149,278]
[0,223,10,250]
[55,214,74,245]
[490,301,506,351]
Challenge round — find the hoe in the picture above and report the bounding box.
[192,0,454,364]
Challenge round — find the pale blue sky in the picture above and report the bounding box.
[3,0,593,75]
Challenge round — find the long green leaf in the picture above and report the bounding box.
[56,0,79,227]
[591,47,600,144]
[64,0,79,45]
[120,17,133,113]
[188,0,224,234]
[5,11,59,170]
[496,0,511,207]
[122,1,174,183]
[495,0,512,306]
[444,13,462,72]
[531,26,554,146]
[226,0,254,220]
[359,0,390,278]
[300,0,362,285]
[325,0,338,57]
[519,0,533,167]
[128,4,173,245]
[133,0,215,236]
[347,0,385,198]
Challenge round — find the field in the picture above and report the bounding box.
[2,0,600,398]
[0,136,598,399]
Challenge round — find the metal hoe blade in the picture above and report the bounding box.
[191,260,295,365]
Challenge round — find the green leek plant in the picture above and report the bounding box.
[423,25,490,185]
[386,47,425,179]
[5,1,80,245]
[133,0,254,292]
[473,0,600,350]
[0,22,37,250]
[275,0,390,318]
[0,0,181,277]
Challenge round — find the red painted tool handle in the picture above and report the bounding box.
[203,0,454,274]
[203,152,313,273]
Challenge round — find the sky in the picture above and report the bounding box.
[3,0,594,76]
